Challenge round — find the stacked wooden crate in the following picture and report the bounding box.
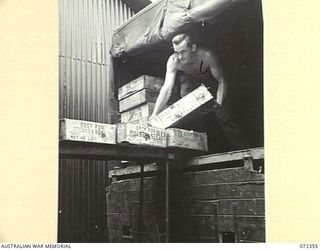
[60,76,214,152]
[117,75,167,148]
[117,76,214,152]
[118,75,163,123]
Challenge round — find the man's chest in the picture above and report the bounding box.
[178,61,210,75]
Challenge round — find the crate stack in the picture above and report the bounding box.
[60,75,214,152]
[116,75,214,152]
[118,75,163,124]
[116,75,167,148]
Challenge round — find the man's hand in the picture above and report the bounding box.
[146,115,155,126]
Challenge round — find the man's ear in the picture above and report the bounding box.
[191,44,197,52]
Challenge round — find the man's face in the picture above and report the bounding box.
[173,40,194,64]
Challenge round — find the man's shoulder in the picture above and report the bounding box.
[198,47,216,60]
[167,54,179,68]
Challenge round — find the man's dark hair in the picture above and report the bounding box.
[172,33,195,47]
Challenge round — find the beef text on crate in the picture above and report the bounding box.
[59,119,116,144]
[150,84,213,129]
[166,128,208,151]
[117,122,167,148]
[118,75,163,101]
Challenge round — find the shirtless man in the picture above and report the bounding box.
[150,33,249,151]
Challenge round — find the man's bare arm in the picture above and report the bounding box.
[150,55,177,118]
[207,51,227,105]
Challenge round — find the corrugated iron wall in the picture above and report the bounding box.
[58,0,135,242]
[59,0,134,122]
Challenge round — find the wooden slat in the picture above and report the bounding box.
[60,141,203,161]
[109,164,159,178]
[171,199,265,216]
[174,166,264,186]
[59,141,170,161]
[174,182,264,201]
[186,147,264,166]
[108,176,158,191]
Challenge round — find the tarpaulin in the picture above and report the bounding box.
[111,0,249,57]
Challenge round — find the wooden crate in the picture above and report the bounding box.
[119,89,159,113]
[118,75,163,100]
[60,118,116,144]
[150,84,213,129]
[121,102,155,123]
[166,128,208,151]
[117,122,167,148]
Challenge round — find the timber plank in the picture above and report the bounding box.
[171,199,265,216]
[173,182,265,201]
[109,164,159,178]
[109,176,159,192]
[174,166,264,186]
[186,147,264,166]
[59,141,170,161]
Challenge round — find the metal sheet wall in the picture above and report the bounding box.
[59,0,135,242]
[59,0,134,122]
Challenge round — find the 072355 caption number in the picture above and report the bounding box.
[299,244,318,248]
